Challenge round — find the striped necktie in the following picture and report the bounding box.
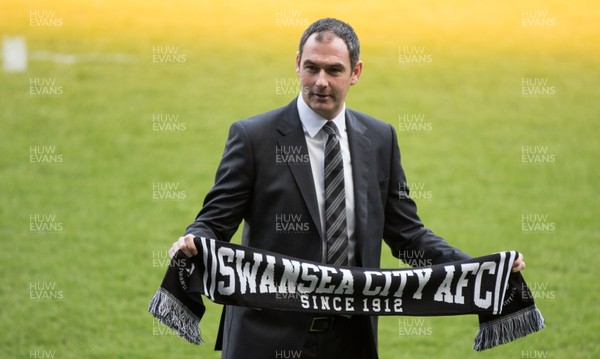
[322,121,348,266]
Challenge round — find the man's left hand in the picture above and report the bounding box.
[512,252,526,272]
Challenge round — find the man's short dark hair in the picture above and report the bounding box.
[298,18,360,70]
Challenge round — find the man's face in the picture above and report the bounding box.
[296,32,362,120]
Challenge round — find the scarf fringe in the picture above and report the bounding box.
[473,305,545,351]
[148,287,203,345]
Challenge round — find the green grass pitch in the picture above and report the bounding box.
[1,1,598,358]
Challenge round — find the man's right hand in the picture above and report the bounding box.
[168,234,198,259]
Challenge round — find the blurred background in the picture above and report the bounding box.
[1,0,598,358]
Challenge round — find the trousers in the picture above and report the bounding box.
[300,316,378,359]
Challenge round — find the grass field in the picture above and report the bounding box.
[1,0,599,358]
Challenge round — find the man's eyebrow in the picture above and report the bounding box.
[302,59,346,70]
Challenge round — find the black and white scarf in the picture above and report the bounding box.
[149,236,544,351]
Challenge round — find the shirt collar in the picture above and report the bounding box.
[297,95,346,138]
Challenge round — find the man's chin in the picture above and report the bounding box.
[308,100,337,118]
[310,106,334,119]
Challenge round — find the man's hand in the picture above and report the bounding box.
[512,252,526,272]
[168,234,198,259]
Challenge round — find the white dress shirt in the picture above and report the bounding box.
[296,95,357,266]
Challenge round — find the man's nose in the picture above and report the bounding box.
[315,70,328,87]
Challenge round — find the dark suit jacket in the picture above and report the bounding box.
[186,98,469,359]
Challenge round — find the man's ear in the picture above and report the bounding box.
[295,52,301,76]
[350,60,363,86]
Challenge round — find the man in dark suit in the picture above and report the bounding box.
[169,18,525,359]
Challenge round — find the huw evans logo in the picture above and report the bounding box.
[29,282,63,300]
[274,349,302,358]
[398,45,432,64]
[521,213,555,232]
[523,282,556,300]
[399,182,432,201]
[151,249,190,268]
[275,77,300,95]
[30,213,63,232]
[275,214,310,234]
[521,350,549,358]
[521,9,556,27]
[152,318,177,336]
[152,182,187,200]
[152,113,187,132]
[521,145,556,164]
[398,113,432,132]
[29,9,63,28]
[152,46,186,63]
[521,77,556,96]
[398,250,433,268]
[29,146,63,164]
[275,9,309,27]
[275,145,309,165]
[398,317,433,336]
[29,348,57,358]
[29,78,63,96]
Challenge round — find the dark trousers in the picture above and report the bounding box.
[300,316,378,359]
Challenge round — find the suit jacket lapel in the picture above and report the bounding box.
[346,110,371,265]
[276,99,323,240]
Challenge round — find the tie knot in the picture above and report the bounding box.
[322,121,337,137]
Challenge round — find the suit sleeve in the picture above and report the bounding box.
[185,121,254,242]
[382,124,471,265]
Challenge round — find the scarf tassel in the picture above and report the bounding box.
[149,287,203,344]
[473,305,545,351]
